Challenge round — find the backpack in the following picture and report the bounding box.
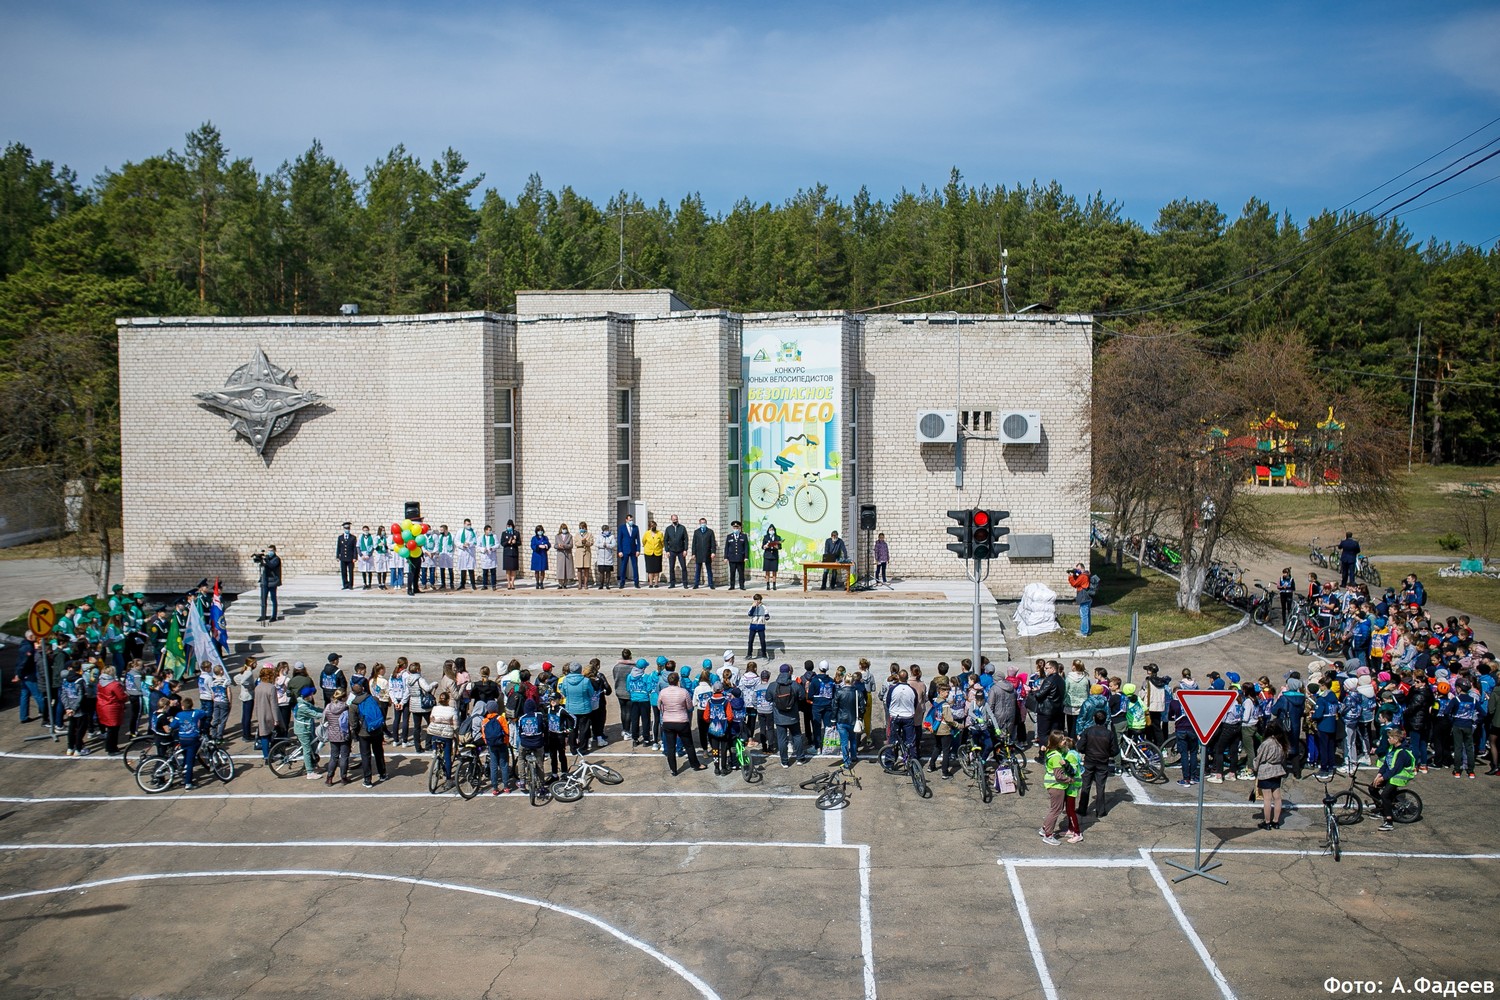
[321,666,339,690]
[358,696,385,734]
[419,683,436,712]
[774,682,797,715]
[518,713,542,738]
[814,675,835,701]
[1086,574,1100,599]
[708,698,730,738]
[483,716,508,746]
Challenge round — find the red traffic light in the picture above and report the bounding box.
[973,510,990,527]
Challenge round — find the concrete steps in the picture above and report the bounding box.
[229,587,1008,668]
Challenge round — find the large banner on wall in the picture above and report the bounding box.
[742,325,843,577]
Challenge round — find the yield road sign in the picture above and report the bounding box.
[1177,689,1237,745]
[27,600,57,638]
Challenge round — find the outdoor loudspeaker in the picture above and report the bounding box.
[860,504,877,530]
[404,501,422,521]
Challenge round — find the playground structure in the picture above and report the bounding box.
[1209,407,1345,490]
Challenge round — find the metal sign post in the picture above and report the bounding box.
[1165,689,1238,885]
[1125,612,1139,684]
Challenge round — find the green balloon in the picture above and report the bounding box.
[402,529,413,541]
[416,534,428,546]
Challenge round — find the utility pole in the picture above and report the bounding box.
[1408,321,1422,471]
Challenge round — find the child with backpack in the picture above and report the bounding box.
[704,683,736,774]
[515,698,547,786]
[482,706,513,794]
[545,694,572,778]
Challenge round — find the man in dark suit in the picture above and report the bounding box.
[820,530,848,590]
[692,517,718,589]
[253,544,282,622]
[663,514,689,589]
[336,522,358,589]
[724,521,749,590]
[617,514,642,589]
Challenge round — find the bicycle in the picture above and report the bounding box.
[1318,777,1342,862]
[123,734,166,775]
[957,732,994,803]
[798,759,861,810]
[747,468,829,522]
[732,733,764,784]
[551,754,625,802]
[450,739,487,800]
[1315,769,1421,826]
[1119,731,1166,782]
[994,734,1030,797]
[1308,538,1330,569]
[1355,554,1381,588]
[1249,582,1275,625]
[135,737,236,793]
[268,735,324,778]
[517,749,551,806]
[877,738,932,799]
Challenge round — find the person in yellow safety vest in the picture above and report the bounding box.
[1371,726,1416,832]
[1039,731,1083,845]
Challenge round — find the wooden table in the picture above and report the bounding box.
[802,562,853,593]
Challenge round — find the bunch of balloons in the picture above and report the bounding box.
[392,518,432,561]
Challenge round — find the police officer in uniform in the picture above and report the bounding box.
[336,521,358,589]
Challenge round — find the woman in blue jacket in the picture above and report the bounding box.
[530,526,551,590]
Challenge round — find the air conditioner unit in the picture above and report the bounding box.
[998,411,1042,444]
[916,409,958,444]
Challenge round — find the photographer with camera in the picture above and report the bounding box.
[252,545,282,623]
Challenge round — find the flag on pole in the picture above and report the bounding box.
[161,614,188,680]
[184,601,224,671]
[211,579,228,649]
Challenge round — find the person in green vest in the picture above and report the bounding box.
[107,583,128,618]
[1039,731,1083,845]
[103,615,127,672]
[53,605,77,640]
[1371,726,1416,832]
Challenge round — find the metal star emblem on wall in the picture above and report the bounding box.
[194,347,324,454]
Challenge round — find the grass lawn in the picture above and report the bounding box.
[1378,561,1500,626]
[1040,558,1243,649]
[0,530,119,562]
[1249,463,1500,558]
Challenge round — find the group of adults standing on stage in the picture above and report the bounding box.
[335,513,801,593]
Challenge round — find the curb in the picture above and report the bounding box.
[1011,611,1251,660]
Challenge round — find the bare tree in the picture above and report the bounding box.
[1451,485,1496,562]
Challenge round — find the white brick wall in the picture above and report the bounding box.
[118,301,1091,597]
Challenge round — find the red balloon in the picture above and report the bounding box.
[421,524,431,534]
[390,523,401,535]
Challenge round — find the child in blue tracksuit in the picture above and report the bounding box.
[171,697,211,788]
[515,698,547,786]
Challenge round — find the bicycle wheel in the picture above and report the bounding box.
[877,745,901,773]
[1366,565,1381,588]
[1252,600,1271,625]
[524,760,549,806]
[590,763,624,785]
[1138,740,1166,776]
[800,773,833,791]
[747,471,781,510]
[136,757,175,794]
[815,785,849,810]
[979,763,993,803]
[1159,739,1181,768]
[122,736,155,774]
[552,776,585,803]
[427,757,443,794]
[909,760,932,799]
[960,750,979,780]
[267,740,302,778]
[1294,623,1312,657]
[455,759,483,799]
[1330,791,1362,825]
[210,749,235,783]
[793,484,827,522]
[1010,753,1029,797]
[1282,614,1298,645]
[1392,789,1422,824]
[1326,813,1341,862]
[743,758,764,784]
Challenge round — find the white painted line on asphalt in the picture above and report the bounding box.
[0,790,816,804]
[1147,847,1500,861]
[1120,773,1154,804]
[0,838,847,852]
[999,857,1146,868]
[857,844,876,1000]
[1003,861,1058,1000]
[824,804,843,846]
[1138,849,1239,1000]
[0,870,721,1000]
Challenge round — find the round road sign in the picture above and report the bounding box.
[27,600,57,637]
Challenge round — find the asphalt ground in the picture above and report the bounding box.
[1,616,1497,999]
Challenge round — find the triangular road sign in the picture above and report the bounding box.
[1177,689,1238,744]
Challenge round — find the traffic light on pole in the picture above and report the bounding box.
[945,509,973,559]
[972,508,1011,560]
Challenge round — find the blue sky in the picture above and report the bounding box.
[3,0,1499,247]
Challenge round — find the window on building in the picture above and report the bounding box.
[493,387,514,497]
[727,386,741,498]
[616,388,632,500]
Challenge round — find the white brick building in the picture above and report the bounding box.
[117,290,1091,596]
